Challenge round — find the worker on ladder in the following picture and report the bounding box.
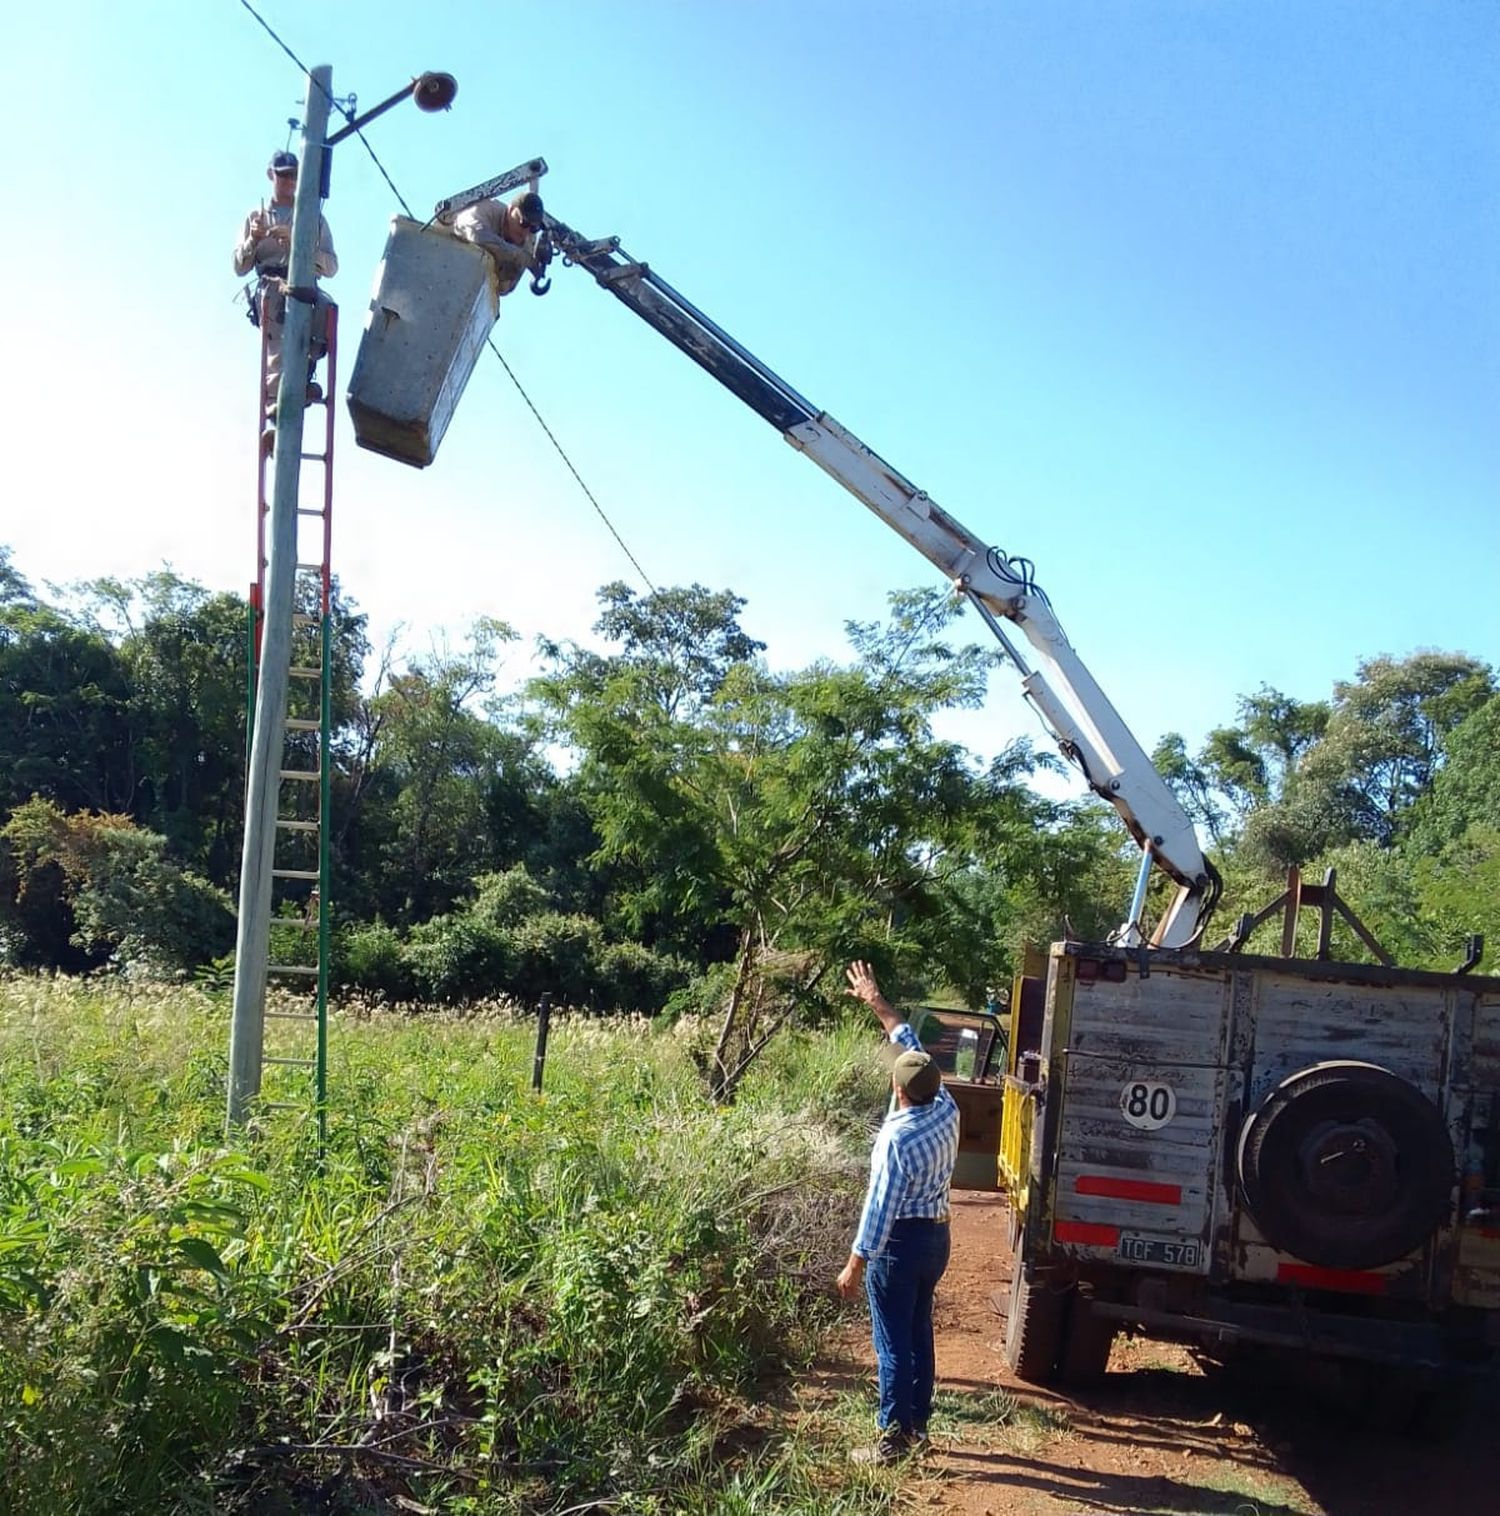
[233,150,338,439]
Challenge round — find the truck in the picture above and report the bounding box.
[915,891,1500,1388]
[354,161,1500,1385]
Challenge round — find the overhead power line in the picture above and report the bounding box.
[484,337,657,593]
[235,0,413,217]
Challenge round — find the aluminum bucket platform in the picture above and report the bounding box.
[347,217,500,468]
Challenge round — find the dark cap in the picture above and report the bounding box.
[269,151,299,175]
[514,191,546,229]
[883,1043,942,1104]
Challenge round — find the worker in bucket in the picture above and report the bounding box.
[233,150,338,430]
[450,190,547,296]
[837,960,960,1467]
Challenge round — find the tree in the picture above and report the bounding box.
[368,618,520,921]
[1152,733,1227,845]
[1405,693,1500,855]
[1181,686,1332,825]
[553,581,767,723]
[532,583,771,955]
[1411,826,1500,974]
[1297,653,1494,847]
[75,572,250,885]
[1233,687,1330,792]
[539,583,1010,1099]
[0,545,36,609]
[942,787,1144,1000]
[0,800,88,971]
[67,569,371,890]
[1203,655,1492,876]
[0,598,136,818]
[1150,686,1332,874]
[0,799,232,972]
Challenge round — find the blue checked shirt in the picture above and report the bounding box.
[851,1023,961,1259]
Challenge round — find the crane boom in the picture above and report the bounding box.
[545,216,1220,947]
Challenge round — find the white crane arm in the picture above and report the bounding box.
[539,214,1220,946]
[786,415,1213,947]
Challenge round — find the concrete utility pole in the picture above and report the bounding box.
[228,65,333,1130]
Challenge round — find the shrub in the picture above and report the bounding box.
[659,961,737,1027]
[336,900,694,1014]
[499,909,606,1005]
[595,937,693,1013]
[402,913,512,1003]
[468,864,553,926]
[336,919,416,1001]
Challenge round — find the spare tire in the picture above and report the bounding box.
[1237,1061,1454,1270]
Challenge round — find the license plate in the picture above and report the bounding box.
[1117,1232,1201,1269]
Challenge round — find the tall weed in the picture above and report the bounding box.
[0,979,890,1514]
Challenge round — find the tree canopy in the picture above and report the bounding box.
[1,545,1494,1088]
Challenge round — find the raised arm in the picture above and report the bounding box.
[846,960,904,1037]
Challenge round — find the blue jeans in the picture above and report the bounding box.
[865,1217,951,1434]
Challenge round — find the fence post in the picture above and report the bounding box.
[531,993,553,1092]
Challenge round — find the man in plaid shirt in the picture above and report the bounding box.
[837,960,961,1466]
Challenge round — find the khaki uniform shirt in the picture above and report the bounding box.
[450,200,535,295]
[233,203,338,280]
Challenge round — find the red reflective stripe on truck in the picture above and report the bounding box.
[1074,1175,1182,1206]
[1054,1220,1121,1248]
[1276,1262,1387,1295]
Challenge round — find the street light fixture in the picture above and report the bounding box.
[326,71,458,146]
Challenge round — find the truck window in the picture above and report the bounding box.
[911,1008,1004,1084]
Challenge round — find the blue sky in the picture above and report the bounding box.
[4,0,1495,786]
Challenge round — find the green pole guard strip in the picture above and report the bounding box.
[244,598,258,775]
[317,611,333,1156]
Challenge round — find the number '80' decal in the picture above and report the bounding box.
[1120,1079,1176,1130]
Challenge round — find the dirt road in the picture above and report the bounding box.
[823,1192,1500,1515]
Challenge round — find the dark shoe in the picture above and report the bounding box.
[850,1427,913,1467]
[305,380,324,403]
[261,424,276,456]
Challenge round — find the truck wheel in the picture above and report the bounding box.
[1003,1264,1067,1384]
[1006,1201,1024,1257]
[1056,1293,1115,1386]
[1238,1061,1454,1270]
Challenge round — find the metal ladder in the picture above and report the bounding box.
[245,307,338,1146]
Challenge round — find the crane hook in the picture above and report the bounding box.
[529,229,554,296]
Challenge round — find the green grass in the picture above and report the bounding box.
[1185,1465,1316,1516]
[0,977,897,1514]
[927,1384,1072,1446]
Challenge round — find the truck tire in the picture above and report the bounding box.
[1006,1200,1024,1257]
[1003,1264,1067,1384]
[1056,1292,1115,1386]
[1237,1061,1454,1270]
